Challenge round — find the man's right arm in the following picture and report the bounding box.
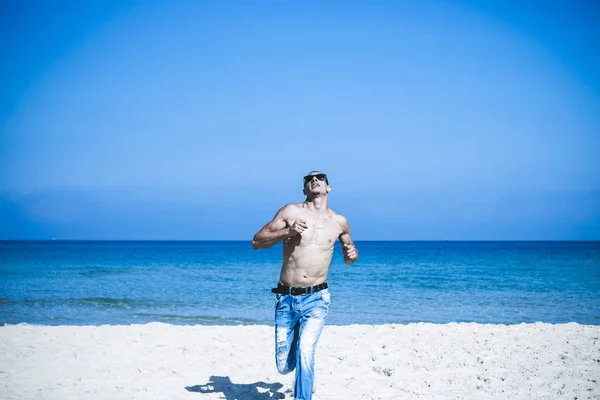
[252,205,298,249]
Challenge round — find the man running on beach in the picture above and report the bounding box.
[252,171,358,400]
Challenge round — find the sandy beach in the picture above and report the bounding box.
[1,322,598,399]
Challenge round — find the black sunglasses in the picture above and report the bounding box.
[303,174,328,184]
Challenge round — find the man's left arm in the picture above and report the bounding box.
[337,215,358,265]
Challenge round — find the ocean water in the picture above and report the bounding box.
[0,241,599,326]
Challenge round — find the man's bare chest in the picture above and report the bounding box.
[290,213,341,247]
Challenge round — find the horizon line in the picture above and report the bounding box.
[1,239,599,243]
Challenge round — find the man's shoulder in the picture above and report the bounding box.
[327,208,345,219]
[278,203,304,216]
[328,209,349,225]
[283,202,304,210]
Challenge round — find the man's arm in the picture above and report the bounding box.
[337,214,358,264]
[252,205,307,249]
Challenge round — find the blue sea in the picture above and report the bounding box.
[1,241,599,326]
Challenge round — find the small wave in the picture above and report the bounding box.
[129,312,269,326]
[72,297,151,309]
[80,268,130,277]
[3,297,184,310]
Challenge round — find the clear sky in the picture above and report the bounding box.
[1,0,599,240]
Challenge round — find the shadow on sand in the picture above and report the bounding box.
[186,376,287,399]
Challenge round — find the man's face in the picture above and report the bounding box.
[303,172,329,195]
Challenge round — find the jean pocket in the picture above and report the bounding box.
[320,290,331,305]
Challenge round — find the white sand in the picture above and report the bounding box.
[1,322,598,399]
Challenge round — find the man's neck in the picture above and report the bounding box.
[304,196,328,212]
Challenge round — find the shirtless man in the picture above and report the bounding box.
[252,171,358,400]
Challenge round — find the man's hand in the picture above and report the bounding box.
[288,219,308,236]
[343,243,358,262]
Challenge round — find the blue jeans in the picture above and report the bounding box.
[274,288,331,400]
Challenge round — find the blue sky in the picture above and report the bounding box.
[1,0,599,240]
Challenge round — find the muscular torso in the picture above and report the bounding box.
[279,204,344,287]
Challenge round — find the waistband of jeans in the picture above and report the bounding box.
[271,282,328,296]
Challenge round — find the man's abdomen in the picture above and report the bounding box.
[279,244,334,287]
